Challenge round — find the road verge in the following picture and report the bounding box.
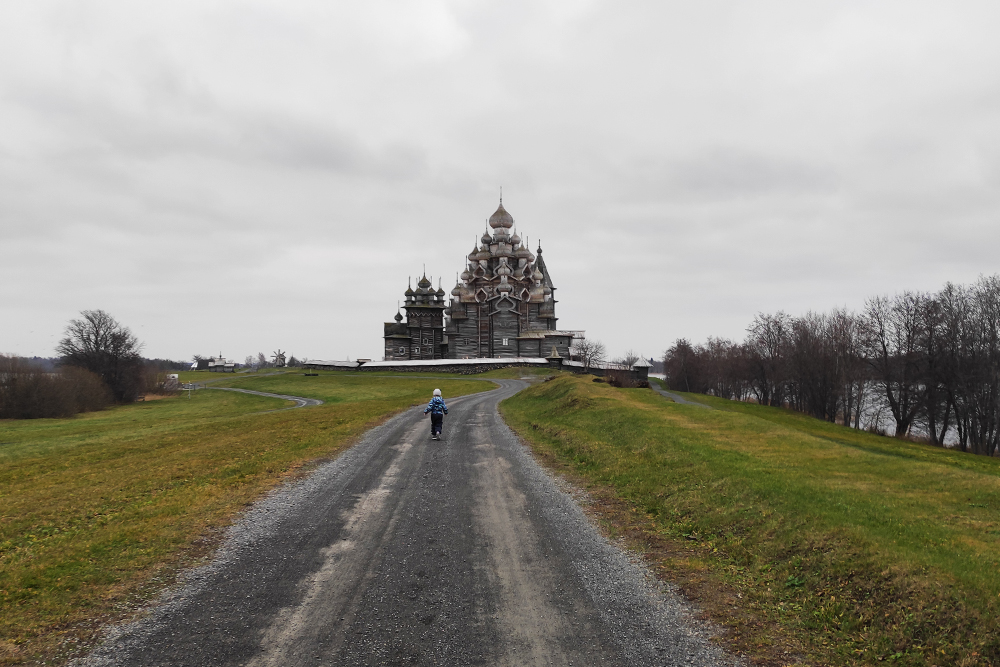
[500,374,1000,667]
[0,373,491,666]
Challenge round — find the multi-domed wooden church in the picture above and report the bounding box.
[383,200,582,360]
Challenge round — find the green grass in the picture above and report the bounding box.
[208,371,511,404]
[501,375,1000,667]
[0,372,492,665]
[177,366,554,385]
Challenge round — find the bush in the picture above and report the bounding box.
[0,356,113,419]
[62,365,114,412]
[605,368,647,388]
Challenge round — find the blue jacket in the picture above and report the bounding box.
[424,396,448,415]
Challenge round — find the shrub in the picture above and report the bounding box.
[62,365,114,412]
[605,368,647,388]
[0,355,112,419]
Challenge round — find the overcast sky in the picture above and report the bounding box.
[2,1,999,363]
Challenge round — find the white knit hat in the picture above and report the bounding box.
[433,388,442,396]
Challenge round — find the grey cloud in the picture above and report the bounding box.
[3,1,1000,362]
[618,149,841,202]
[9,80,427,180]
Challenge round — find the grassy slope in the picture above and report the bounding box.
[0,372,491,665]
[501,375,1000,667]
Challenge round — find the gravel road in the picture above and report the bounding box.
[76,379,740,667]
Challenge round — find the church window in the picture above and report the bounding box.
[502,338,508,346]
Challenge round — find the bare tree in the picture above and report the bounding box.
[827,308,868,429]
[745,312,791,407]
[575,339,606,371]
[786,312,848,421]
[620,349,640,368]
[244,355,254,368]
[660,274,1000,456]
[257,352,269,369]
[916,292,954,446]
[663,339,702,393]
[946,277,1000,455]
[56,309,144,402]
[861,293,926,438]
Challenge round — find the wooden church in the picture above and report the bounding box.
[383,200,582,360]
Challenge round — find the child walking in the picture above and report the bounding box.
[423,388,448,440]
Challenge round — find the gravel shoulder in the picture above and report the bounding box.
[75,379,740,666]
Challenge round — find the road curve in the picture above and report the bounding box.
[77,379,738,667]
[208,386,324,410]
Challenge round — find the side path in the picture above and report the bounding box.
[77,380,739,667]
[208,386,324,410]
[650,383,713,408]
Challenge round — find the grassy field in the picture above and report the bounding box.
[501,375,1000,667]
[0,371,492,665]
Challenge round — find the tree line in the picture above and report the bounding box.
[663,275,1000,456]
[1,310,183,419]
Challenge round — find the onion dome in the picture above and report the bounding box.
[417,275,432,289]
[451,282,463,296]
[481,231,492,244]
[515,245,532,259]
[461,269,473,282]
[510,231,521,245]
[488,201,514,229]
[394,311,403,322]
[436,286,445,297]
[497,282,513,293]
[532,268,543,282]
